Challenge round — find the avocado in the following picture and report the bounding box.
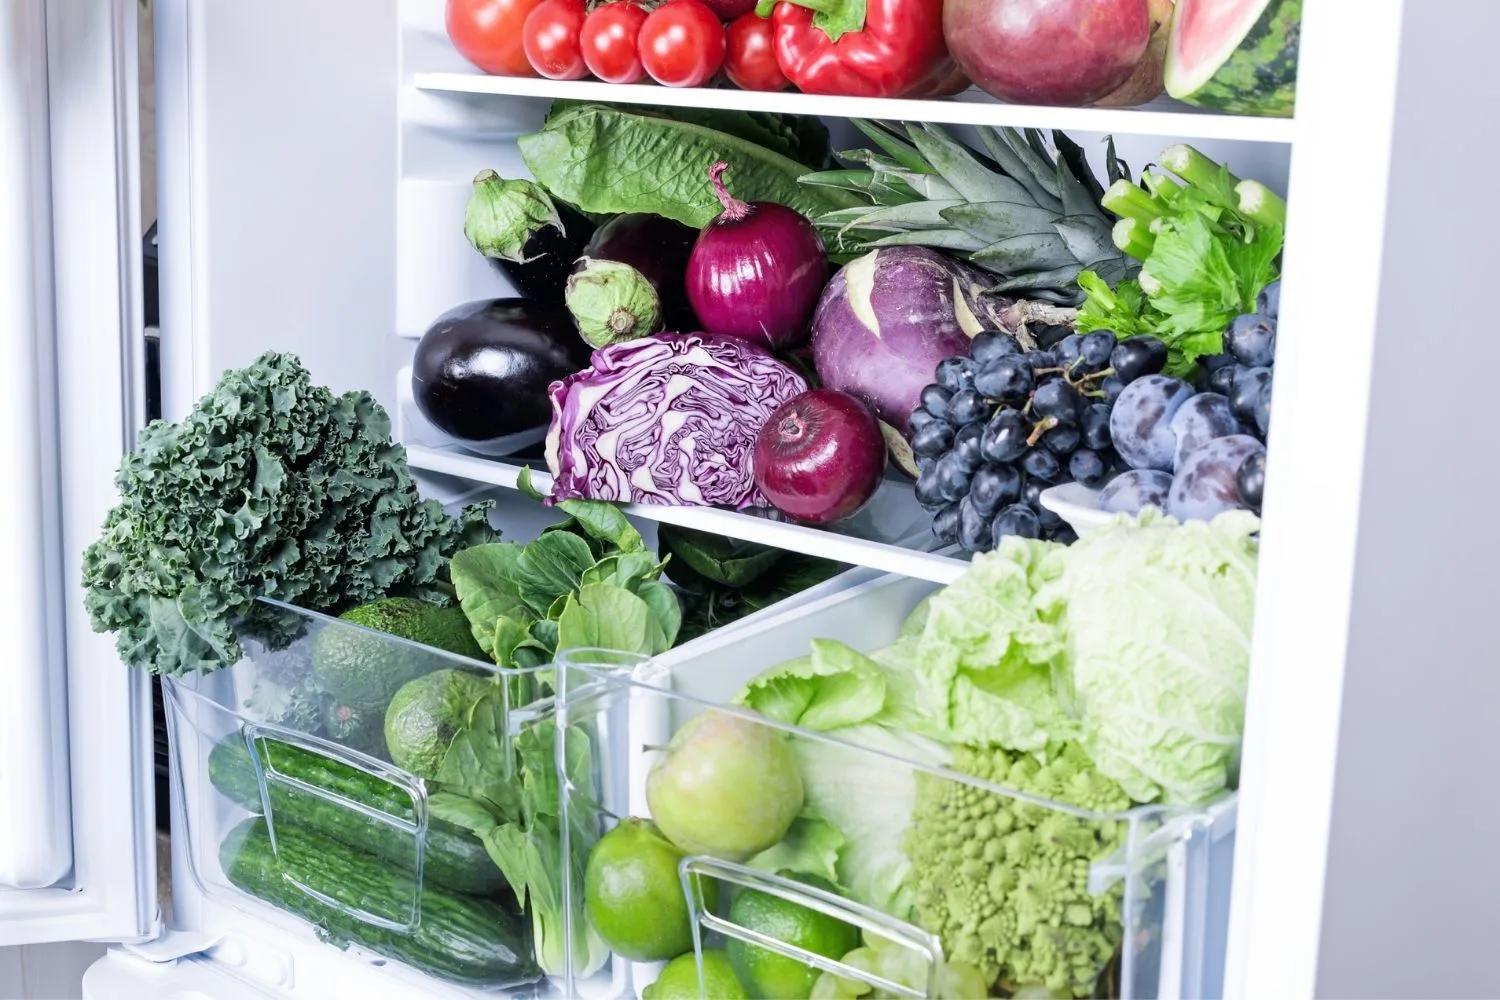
[311,598,486,759]
[383,669,493,780]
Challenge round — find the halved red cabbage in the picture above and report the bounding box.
[545,333,809,509]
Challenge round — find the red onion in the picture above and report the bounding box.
[753,389,886,525]
[686,161,828,351]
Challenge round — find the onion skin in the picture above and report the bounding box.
[753,389,887,525]
[686,161,828,351]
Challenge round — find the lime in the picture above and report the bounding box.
[726,880,861,1000]
[585,818,719,962]
[642,950,748,999]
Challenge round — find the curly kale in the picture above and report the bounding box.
[905,744,1132,998]
[82,352,494,676]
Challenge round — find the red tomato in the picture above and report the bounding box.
[447,0,545,76]
[523,0,590,80]
[638,0,726,88]
[724,13,787,91]
[581,2,650,84]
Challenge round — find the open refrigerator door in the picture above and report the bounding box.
[70,0,1459,997]
[0,0,159,950]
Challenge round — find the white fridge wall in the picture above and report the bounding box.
[0,0,158,946]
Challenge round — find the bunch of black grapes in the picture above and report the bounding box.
[908,327,1169,553]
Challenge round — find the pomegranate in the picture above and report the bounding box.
[943,0,1151,107]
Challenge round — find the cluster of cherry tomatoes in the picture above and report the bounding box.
[448,0,788,92]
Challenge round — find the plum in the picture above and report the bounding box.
[1168,392,1245,470]
[646,710,803,861]
[943,0,1151,107]
[1098,469,1173,515]
[1167,435,1266,522]
[1109,375,1195,471]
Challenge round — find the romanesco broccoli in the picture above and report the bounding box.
[904,744,1132,998]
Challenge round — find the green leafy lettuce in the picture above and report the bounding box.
[428,697,607,977]
[1036,507,1261,805]
[449,473,679,673]
[518,103,860,230]
[81,352,494,676]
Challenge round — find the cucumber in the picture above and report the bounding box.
[220,817,541,987]
[208,735,507,897]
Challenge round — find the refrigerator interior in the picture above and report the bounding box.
[103,0,1317,996]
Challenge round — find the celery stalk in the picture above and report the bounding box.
[1159,144,1243,191]
[1102,179,1164,226]
[1235,179,1287,229]
[1113,218,1156,261]
[1142,171,1184,202]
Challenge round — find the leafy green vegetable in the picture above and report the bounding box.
[449,491,679,677]
[81,352,494,676]
[1035,508,1260,805]
[429,703,608,977]
[736,639,887,733]
[747,817,845,886]
[1080,146,1284,374]
[544,100,832,169]
[518,103,860,230]
[658,525,845,643]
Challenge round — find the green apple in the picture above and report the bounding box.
[646,710,804,861]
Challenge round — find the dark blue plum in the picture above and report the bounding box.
[1257,279,1281,318]
[1168,392,1243,470]
[1098,469,1174,515]
[1167,435,1265,521]
[1109,375,1195,471]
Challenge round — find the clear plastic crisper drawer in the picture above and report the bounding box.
[551,575,1236,1000]
[162,597,554,992]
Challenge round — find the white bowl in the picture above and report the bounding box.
[1039,482,1117,536]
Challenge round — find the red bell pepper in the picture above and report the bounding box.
[756,0,949,99]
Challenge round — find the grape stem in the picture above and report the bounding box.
[1027,415,1058,447]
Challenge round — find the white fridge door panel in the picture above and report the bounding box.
[0,0,158,945]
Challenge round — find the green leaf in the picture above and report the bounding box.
[1053,215,1124,268]
[634,580,682,652]
[657,524,784,588]
[580,550,664,591]
[977,128,1065,214]
[519,104,859,230]
[555,583,661,657]
[516,466,547,501]
[737,638,887,731]
[435,691,523,819]
[450,544,532,655]
[515,531,598,615]
[530,617,560,651]
[554,499,644,553]
[747,817,846,886]
[908,124,1019,205]
[427,791,502,835]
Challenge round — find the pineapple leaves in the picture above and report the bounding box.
[849,119,932,174]
[941,202,1069,244]
[799,119,1132,306]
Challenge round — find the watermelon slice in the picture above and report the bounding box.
[1163,0,1300,117]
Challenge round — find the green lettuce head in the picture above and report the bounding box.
[1039,507,1261,806]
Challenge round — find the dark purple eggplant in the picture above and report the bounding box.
[580,213,698,329]
[411,298,591,456]
[464,170,596,307]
